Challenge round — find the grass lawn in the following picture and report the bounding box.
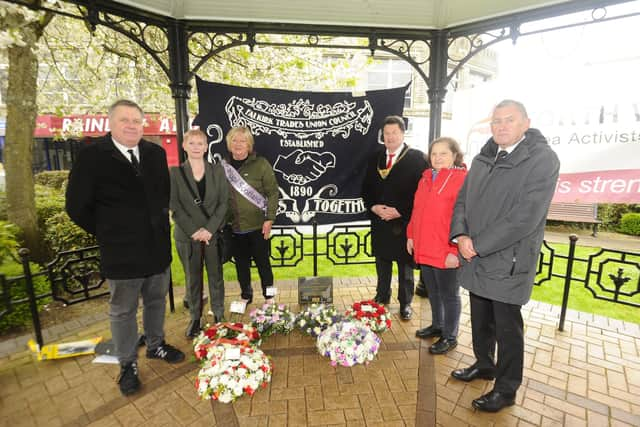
[532,242,640,324]
[170,231,640,324]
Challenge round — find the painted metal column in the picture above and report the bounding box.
[427,30,449,142]
[167,20,191,163]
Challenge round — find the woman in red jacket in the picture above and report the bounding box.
[407,137,466,354]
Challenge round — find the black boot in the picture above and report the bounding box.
[415,283,428,298]
[185,319,201,338]
[415,270,429,298]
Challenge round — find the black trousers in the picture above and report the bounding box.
[469,292,524,395]
[231,230,273,300]
[374,257,414,307]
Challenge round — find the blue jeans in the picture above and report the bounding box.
[420,264,461,339]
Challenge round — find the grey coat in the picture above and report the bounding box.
[450,128,560,305]
[170,161,229,242]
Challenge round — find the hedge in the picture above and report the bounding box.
[619,213,640,236]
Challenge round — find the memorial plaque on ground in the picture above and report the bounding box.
[298,276,333,304]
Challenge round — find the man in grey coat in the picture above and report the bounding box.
[449,100,559,412]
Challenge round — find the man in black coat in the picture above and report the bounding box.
[362,115,427,320]
[66,99,184,396]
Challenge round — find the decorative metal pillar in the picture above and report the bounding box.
[167,20,191,162]
[427,30,448,142]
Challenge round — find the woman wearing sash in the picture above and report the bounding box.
[170,129,229,338]
[223,127,279,306]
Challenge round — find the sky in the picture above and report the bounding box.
[493,1,640,107]
[440,1,640,169]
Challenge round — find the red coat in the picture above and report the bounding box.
[407,166,466,268]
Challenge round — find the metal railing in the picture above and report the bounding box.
[1,226,638,347]
[534,234,640,330]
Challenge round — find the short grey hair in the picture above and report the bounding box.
[108,99,144,118]
[494,99,528,119]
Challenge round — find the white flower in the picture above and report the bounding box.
[317,321,381,367]
[195,345,272,403]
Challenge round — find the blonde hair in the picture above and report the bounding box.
[183,128,207,144]
[225,126,255,153]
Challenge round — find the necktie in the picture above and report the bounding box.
[386,153,395,169]
[128,149,140,171]
[496,150,508,161]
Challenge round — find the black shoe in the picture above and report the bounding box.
[118,362,140,396]
[429,337,457,354]
[415,285,429,298]
[146,341,185,364]
[451,365,495,382]
[185,319,201,338]
[374,295,390,305]
[472,390,515,412]
[400,305,413,320]
[415,325,442,339]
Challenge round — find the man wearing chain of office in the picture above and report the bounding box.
[362,115,427,320]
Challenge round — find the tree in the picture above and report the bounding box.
[0,1,53,261]
[35,16,369,116]
[1,4,369,260]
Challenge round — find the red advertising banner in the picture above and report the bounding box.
[554,169,640,203]
[34,114,177,138]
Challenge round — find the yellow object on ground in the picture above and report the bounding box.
[28,337,102,361]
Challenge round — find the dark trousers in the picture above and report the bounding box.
[231,230,273,300]
[469,292,524,395]
[421,265,460,339]
[108,267,169,365]
[375,257,414,307]
[175,239,224,321]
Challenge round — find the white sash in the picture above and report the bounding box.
[221,160,267,213]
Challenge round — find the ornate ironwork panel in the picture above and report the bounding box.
[534,240,555,286]
[45,246,109,305]
[324,224,374,265]
[582,249,640,307]
[269,227,305,267]
[97,12,171,77]
[188,32,249,75]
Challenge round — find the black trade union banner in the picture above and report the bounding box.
[192,77,409,225]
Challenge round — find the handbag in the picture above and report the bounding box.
[216,225,233,264]
[178,165,233,263]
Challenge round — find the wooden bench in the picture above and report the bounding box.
[546,203,602,236]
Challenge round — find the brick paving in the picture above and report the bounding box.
[1,277,639,426]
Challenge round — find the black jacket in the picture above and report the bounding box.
[362,144,427,261]
[66,134,171,279]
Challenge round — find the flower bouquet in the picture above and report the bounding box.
[193,322,261,361]
[195,343,272,403]
[295,303,342,337]
[249,303,296,337]
[344,300,391,333]
[316,321,381,367]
